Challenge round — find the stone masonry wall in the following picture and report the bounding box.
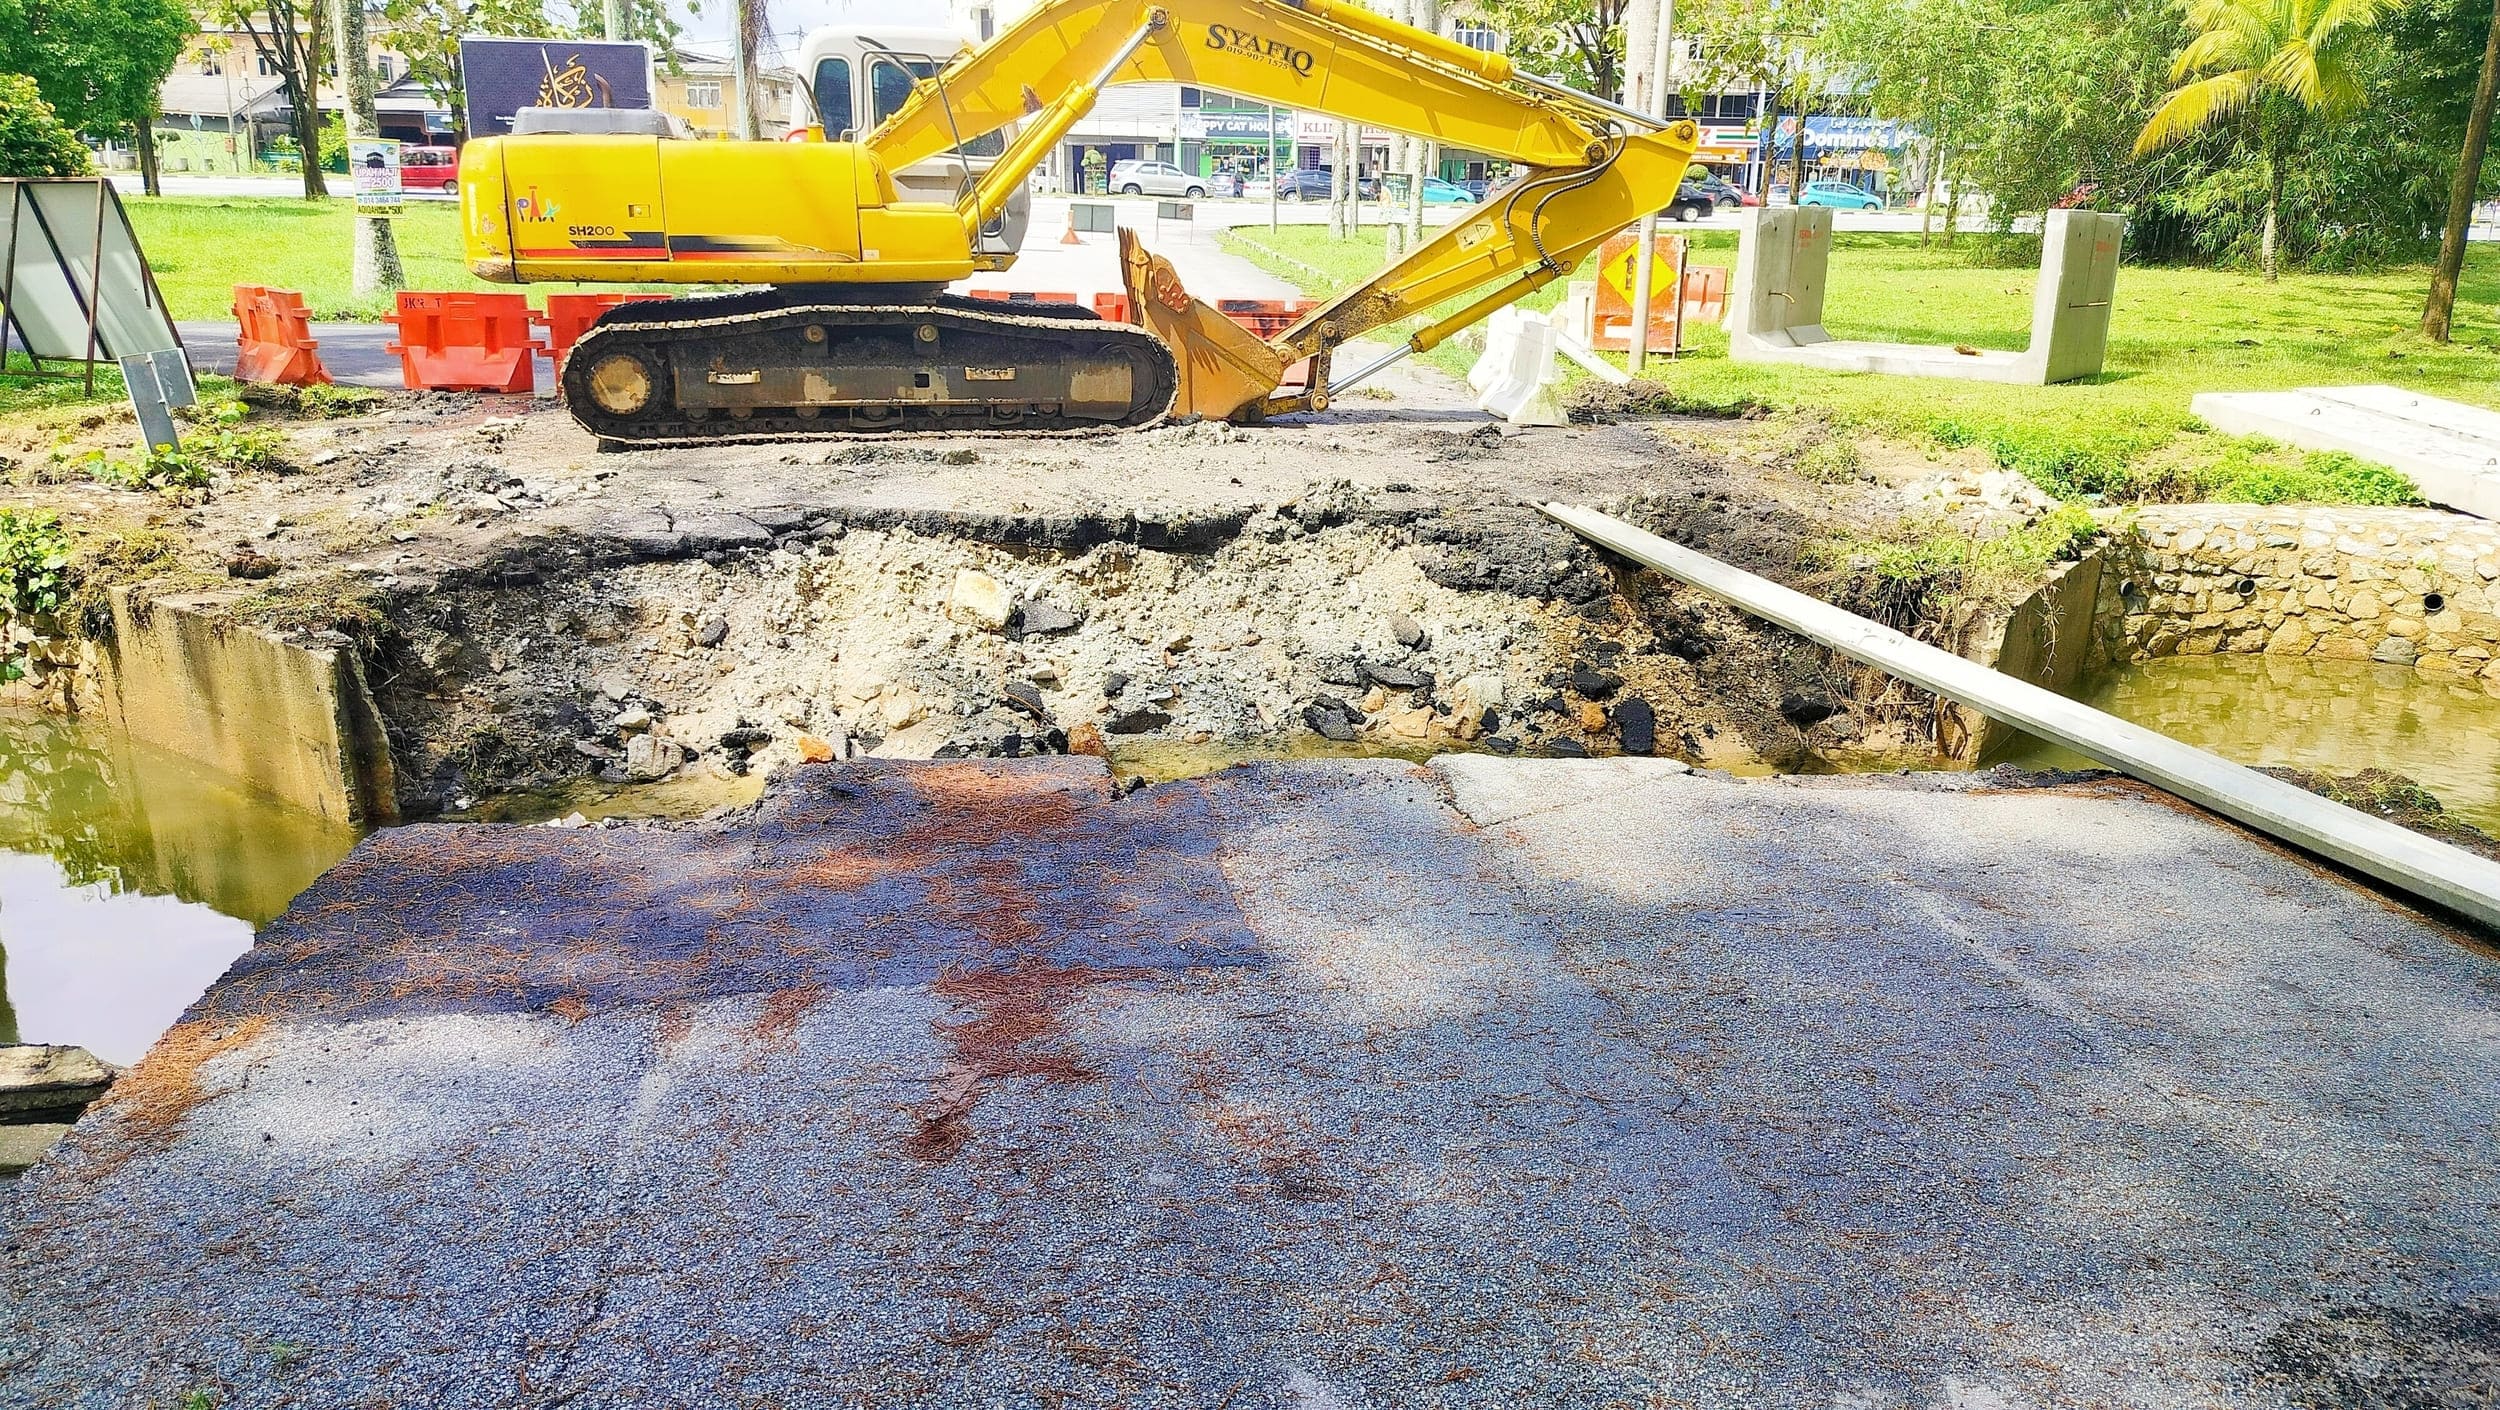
[2091,505,2500,687]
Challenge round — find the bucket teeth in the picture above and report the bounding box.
[1115,229,1286,422]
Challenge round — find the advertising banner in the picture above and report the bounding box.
[349,138,402,216]
[460,37,654,137]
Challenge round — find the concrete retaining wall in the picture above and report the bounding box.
[2088,506,2500,686]
[80,589,398,825]
[1948,550,2106,760]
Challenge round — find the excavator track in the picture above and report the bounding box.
[561,290,1180,447]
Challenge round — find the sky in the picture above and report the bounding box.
[679,0,956,61]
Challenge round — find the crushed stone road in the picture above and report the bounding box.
[5,757,2497,1407]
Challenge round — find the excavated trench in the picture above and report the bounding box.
[366,486,1896,815]
[10,391,2008,823]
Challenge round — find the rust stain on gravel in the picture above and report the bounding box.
[85,1016,273,1173]
[905,963,1129,1163]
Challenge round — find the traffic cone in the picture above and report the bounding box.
[1061,206,1082,245]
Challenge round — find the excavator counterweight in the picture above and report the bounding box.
[458,0,1698,443]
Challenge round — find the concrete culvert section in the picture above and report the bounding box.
[4,756,2497,1404]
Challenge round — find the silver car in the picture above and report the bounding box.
[1109,159,1208,198]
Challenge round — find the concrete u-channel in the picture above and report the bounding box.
[5,754,2496,1406]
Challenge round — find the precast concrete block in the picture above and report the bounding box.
[1473,309,1566,428]
[2192,384,2500,520]
[1728,206,2123,386]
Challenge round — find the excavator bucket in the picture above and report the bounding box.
[1115,228,1286,422]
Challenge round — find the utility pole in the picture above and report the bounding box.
[1329,120,1351,237]
[330,0,403,296]
[604,0,624,41]
[1403,0,1437,248]
[1622,0,1655,108]
[1266,101,1279,233]
[1626,0,1673,373]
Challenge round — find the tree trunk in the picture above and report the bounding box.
[333,0,403,296]
[2425,0,2500,341]
[297,100,325,200]
[1329,121,1350,237]
[134,117,161,197]
[1940,144,1959,246]
[2261,147,2282,282]
[736,0,769,140]
[1758,92,1780,201]
[1623,0,1656,109]
[1920,140,1937,245]
[1788,100,1806,203]
[1406,0,1435,243]
[295,4,326,201]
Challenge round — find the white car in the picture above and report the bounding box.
[1109,159,1208,198]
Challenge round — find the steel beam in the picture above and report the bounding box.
[1541,500,2500,931]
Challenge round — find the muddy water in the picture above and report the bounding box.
[0,710,770,1070]
[2005,655,2500,836]
[0,710,361,1066]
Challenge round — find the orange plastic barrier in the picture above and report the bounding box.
[230,284,333,387]
[1214,298,1319,339]
[965,289,1083,308]
[1589,230,1692,354]
[535,292,670,369]
[1679,264,1729,328]
[1083,290,1313,391]
[382,292,543,393]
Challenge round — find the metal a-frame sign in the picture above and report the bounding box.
[0,178,195,448]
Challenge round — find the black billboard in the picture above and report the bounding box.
[460,37,655,137]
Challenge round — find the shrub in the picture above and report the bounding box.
[0,508,72,681]
[0,74,90,178]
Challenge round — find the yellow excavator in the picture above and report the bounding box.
[458,0,1699,445]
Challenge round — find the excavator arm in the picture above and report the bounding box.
[866,0,1699,418]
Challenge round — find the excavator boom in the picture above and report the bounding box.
[458,0,1696,440]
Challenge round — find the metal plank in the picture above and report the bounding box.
[1540,499,2500,930]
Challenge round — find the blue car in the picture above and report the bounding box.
[1420,177,1477,205]
[1798,180,1884,210]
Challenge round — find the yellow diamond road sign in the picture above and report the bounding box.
[1599,241,1676,302]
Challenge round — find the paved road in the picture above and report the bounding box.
[6,755,2495,1406]
[182,321,409,389]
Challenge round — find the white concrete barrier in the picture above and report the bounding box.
[1559,280,1597,345]
[1726,207,2123,386]
[1466,305,1521,397]
[1474,309,1565,427]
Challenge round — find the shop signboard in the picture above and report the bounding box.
[460,37,654,136]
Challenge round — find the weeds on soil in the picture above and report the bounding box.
[1811,503,2103,630]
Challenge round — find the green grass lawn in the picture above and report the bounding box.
[1218,224,2500,498]
[123,196,687,322]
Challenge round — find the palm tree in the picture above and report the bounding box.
[2134,0,2401,280]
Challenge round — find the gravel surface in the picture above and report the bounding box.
[4,757,2494,1407]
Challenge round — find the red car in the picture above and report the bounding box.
[400,146,460,191]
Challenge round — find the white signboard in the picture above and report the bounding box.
[350,139,403,216]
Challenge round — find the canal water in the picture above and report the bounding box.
[2002,654,2500,837]
[0,709,765,1069]
[0,710,358,1067]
